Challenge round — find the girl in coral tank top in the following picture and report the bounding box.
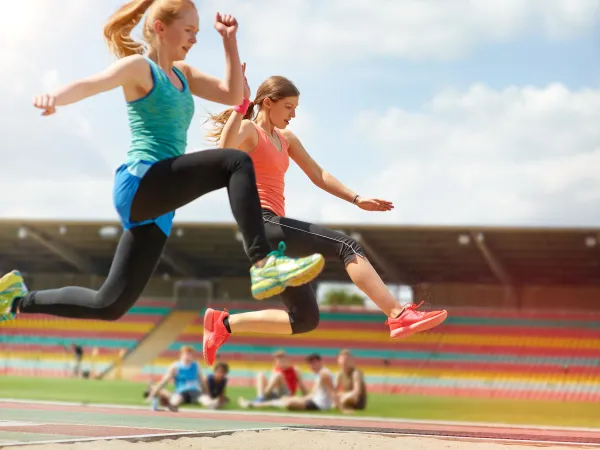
[203,63,448,367]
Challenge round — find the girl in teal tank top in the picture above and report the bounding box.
[1,1,327,362]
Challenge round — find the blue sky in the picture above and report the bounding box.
[2,0,600,227]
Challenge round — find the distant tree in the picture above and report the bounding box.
[321,288,365,307]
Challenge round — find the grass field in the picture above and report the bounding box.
[1,376,599,428]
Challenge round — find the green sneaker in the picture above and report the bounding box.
[0,270,28,322]
[250,242,325,300]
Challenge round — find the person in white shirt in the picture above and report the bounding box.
[239,353,347,412]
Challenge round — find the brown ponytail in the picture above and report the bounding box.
[206,75,299,143]
[206,101,256,143]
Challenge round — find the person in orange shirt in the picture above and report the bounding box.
[203,63,447,362]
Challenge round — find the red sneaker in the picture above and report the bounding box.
[386,301,447,339]
[203,308,231,366]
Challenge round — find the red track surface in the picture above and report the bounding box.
[1,400,599,446]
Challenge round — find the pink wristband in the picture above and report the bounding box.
[234,98,250,114]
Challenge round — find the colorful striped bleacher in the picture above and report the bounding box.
[0,299,173,377]
[143,303,600,402]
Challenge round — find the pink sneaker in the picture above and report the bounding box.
[203,308,231,366]
[386,301,447,339]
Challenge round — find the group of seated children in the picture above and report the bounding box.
[144,346,228,412]
[238,349,366,414]
[145,347,366,414]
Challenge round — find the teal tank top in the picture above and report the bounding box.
[125,57,195,163]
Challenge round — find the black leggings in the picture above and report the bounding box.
[262,209,366,334]
[18,149,272,320]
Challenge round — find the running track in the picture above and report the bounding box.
[0,399,599,447]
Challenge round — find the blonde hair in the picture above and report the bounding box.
[273,349,287,359]
[207,76,300,142]
[103,0,197,59]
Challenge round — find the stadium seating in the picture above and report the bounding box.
[142,302,600,402]
[0,299,173,378]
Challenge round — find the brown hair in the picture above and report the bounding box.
[214,362,229,374]
[180,345,194,354]
[207,76,300,143]
[103,0,196,59]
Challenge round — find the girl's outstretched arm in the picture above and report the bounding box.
[284,129,356,203]
[33,55,148,115]
[285,129,394,211]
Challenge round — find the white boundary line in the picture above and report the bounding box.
[0,427,288,448]
[288,427,600,448]
[0,420,196,433]
[0,422,43,428]
[1,398,599,434]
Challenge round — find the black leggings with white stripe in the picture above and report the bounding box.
[261,208,365,334]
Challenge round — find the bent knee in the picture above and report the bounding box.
[224,149,253,167]
[290,309,320,334]
[93,294,136,321]
[341,238,366,266]
[256,372,267,381]
[97,306,129,321]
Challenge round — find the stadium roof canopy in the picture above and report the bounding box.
[0,220,599,286]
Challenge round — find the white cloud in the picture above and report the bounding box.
[2,0,597,229]
[317,83,600,226]
[205,0,600,64]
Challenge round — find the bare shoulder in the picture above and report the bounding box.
[240,119,256,131]
[240,119,259,150]
[279,128,298,143]
[117,55,153,94]
[120,54,150,71]
[173,61,190,77]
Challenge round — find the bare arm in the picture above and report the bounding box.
[334,372,342,392]
[350,371,363,397]
[219,380,228,404]
[321,372,342,410]
[295,368,309,396]
[200,374,208,394]
[219,118,255,150]
[149,365,177,398]
[38,55,146,108]
[175,37,243,105]
[284,130,357,203]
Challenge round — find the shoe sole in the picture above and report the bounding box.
[285,256,325,287]
[252,281,286,301]
[202,308,216,366]
[0,270,28,323]
[252,256,325,301]
[390,310,448,339]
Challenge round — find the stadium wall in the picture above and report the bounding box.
[24,275,600,310]
[413,283,600,310]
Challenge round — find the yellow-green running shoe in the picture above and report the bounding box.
[0,270,28,322]
[250,242,325,300]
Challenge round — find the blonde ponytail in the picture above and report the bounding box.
[103,0,155,58]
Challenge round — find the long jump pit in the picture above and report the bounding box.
[1,399,599,449]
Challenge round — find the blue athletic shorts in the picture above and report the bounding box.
[113,160,175,237]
